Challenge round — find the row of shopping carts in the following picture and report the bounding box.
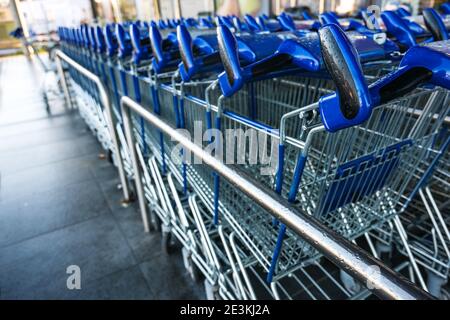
[56,6,450,299]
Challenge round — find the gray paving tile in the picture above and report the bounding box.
[59,265,154,300]
[0,215,136,299]
[0,114,76,139]
[111,204,162,263]
[0,55,207,300]
[99,175,160,262]
[89,155,119,182]
[0,154,101,202]
[0,135,99,176]
[0,121,90,154]
[0,179,109,248]
[98,175,133,211]
[139,253,206,300]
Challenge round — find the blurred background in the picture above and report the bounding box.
[0,0,446,56]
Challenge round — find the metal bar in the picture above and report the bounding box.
[55,56,73,110]
[55,50,132,207]
[174,0,182,19]
[153,0,162,20]
[111,0,123,23]
[10,0,32,56]
[120,95,434,300]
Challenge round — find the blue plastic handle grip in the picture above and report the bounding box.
[244,14,261,32]
[104,24,117,57]
[177,24,195,79]
[319,13,341,27]
[89,26,97,51]
[81,25,89,48]
[95,26,106,54]
[277,13,296,31]
[369,40,450,105]
[442,3,450,14]
[217,24,244,97]
[85,25,92,48]
[130,22,140,51]
[321,29,450,132]
[158,19,167,29]
[423,8,449,41]
[218,16,235,29]
[74,28,78,45]
[130,22,150,64]
[115,23,132,58]
[75,28,81,47]
[64,28,69,43]
[396,7,411,17]
[73,28,78,45]
[198,17,214,28]
[82,25,90,48]
[149,23,163,64]
[232,16,246,32]
[381,11,417,48]
[217,26,286,96]
[303,11,313,20]
[177,26,228,81]
[318,24,372,132]
[79,25,84,46]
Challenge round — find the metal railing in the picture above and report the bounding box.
[55,50,133,209]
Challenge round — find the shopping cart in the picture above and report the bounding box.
[400,130,449,298]
[171,24,450,283]
[380,8,449,50]
[61,25,113,153]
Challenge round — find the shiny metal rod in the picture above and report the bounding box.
[55,50,132,206]
[120,95,434,300]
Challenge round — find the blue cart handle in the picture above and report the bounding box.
[95,26,106,54]
[277,13,296,31]
[115,23,132,59]
[217,24,245,97]
[244,14,262,32]
[89,26,98,52]
[318,24,372,132]
[319,12,340,27]
[381,11,417,48]
[442,3,450,14]
[104,24,118,57]
[81,24,90,48]
[423,8,449,41]
[149,22,164,65]
[320,23,450,132]
[369,41,450,106]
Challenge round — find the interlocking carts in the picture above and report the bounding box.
[58,18,450,299]
[156,25,450,285]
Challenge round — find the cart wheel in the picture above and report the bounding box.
[182,248,201,282]
[204,279,219,300]
[107,150,114,164]
[161,227,173,254]
[188,258,202,283]
[427,270,447,298]
[375,241,392,266]
[340,270,362,295]
[43,92,50,113]
[151,212,161,232]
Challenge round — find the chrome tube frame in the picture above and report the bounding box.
[120,95,434,300]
